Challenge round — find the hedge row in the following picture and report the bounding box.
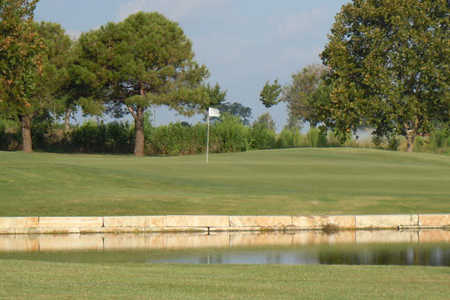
[1,117,448,155]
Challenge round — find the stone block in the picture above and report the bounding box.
[355,215,418,229]
[103,216,165,228]
[229,216,292,228]
[293,215,355,229]
[37,217,103,233]
[0,217,39,229]
[419,214,450,228]
[165,215,229,228]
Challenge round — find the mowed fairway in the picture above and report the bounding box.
[0,260,449,300]
[0,148,449,216]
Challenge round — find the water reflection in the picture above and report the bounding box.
[149,246,450,266]
[0,230,449,266]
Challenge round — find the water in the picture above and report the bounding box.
[0,230,448,266]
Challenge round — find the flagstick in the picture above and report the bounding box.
[206,114,210,164]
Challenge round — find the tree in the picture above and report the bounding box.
[281,64,328,128]
[253,112,276,132]
[0,0,42,152]
[34,22,73,132]
[76,12,209,156]
[259,80,282,108]
[320,0,449,152]
[204,83,227,109]
[251,112,276,149]
[218,101,252,125]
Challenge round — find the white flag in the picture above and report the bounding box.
[208,107,220,118]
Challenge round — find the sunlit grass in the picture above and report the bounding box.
[0,148,449,216]
[0,260,448,299]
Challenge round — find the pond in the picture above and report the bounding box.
[0,230,448,266]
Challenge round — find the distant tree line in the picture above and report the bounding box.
[1,111,448,155]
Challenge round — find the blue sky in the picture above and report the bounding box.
[35,0,349,129]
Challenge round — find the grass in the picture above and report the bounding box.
[0,148,449,216]
[0,259,448,299]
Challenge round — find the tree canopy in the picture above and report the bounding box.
[320,0,449,151]
[76,12,210,156]
[281,64,328,128]
[218,102,252,125]
[0,0,44,152]
[259,80,282,108]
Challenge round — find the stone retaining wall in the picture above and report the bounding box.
[0,214,448,234]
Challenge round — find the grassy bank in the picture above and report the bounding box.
[1,148,449,216]
[0,260,448,299]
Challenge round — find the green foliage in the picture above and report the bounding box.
[34,21,72,106]
[0,119,20,150]
[251,113,277,149]
[145,115,250,155]
[75,12,209,155]
[320,0,450,151]
[253,112,276,132]
[146,123,205,155]
[69,121,133,153]
[212,114,250,153]
[326,132,343,147]
[306,127,328,148]
[203,83,227,111]
[0,0,42,116]
[371,135,384,149]
[276,127,302,148]
[282,64,328,126]
[429,128,449,153]
[217,102,252,125]
[259,79,282,108]
[387,136,401,151]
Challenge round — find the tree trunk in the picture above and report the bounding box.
[134,106,145,157]
[64,108,72,133]
[406,130,416,153]
[21,115,33,153]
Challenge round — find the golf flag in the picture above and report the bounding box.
[208,107,220,118]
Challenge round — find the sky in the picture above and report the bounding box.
[35,0,349,130]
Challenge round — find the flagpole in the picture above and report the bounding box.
[206,113,210,164]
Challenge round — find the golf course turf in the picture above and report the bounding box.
[0,148,449,216]
[0,260,449,299]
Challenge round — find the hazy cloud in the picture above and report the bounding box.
[119,0,228,21]
[273,7,335,40]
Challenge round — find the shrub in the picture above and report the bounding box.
[306,127,327,147]
[250,123,276,149]
[371,135,384,149]
[387,136,400,151]
[276,127,302,148]
[212,114,250,153]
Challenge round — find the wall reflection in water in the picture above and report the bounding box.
[0,230,448,266]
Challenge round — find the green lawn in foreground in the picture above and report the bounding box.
[0,260,448,299]
[0,148,449,216]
